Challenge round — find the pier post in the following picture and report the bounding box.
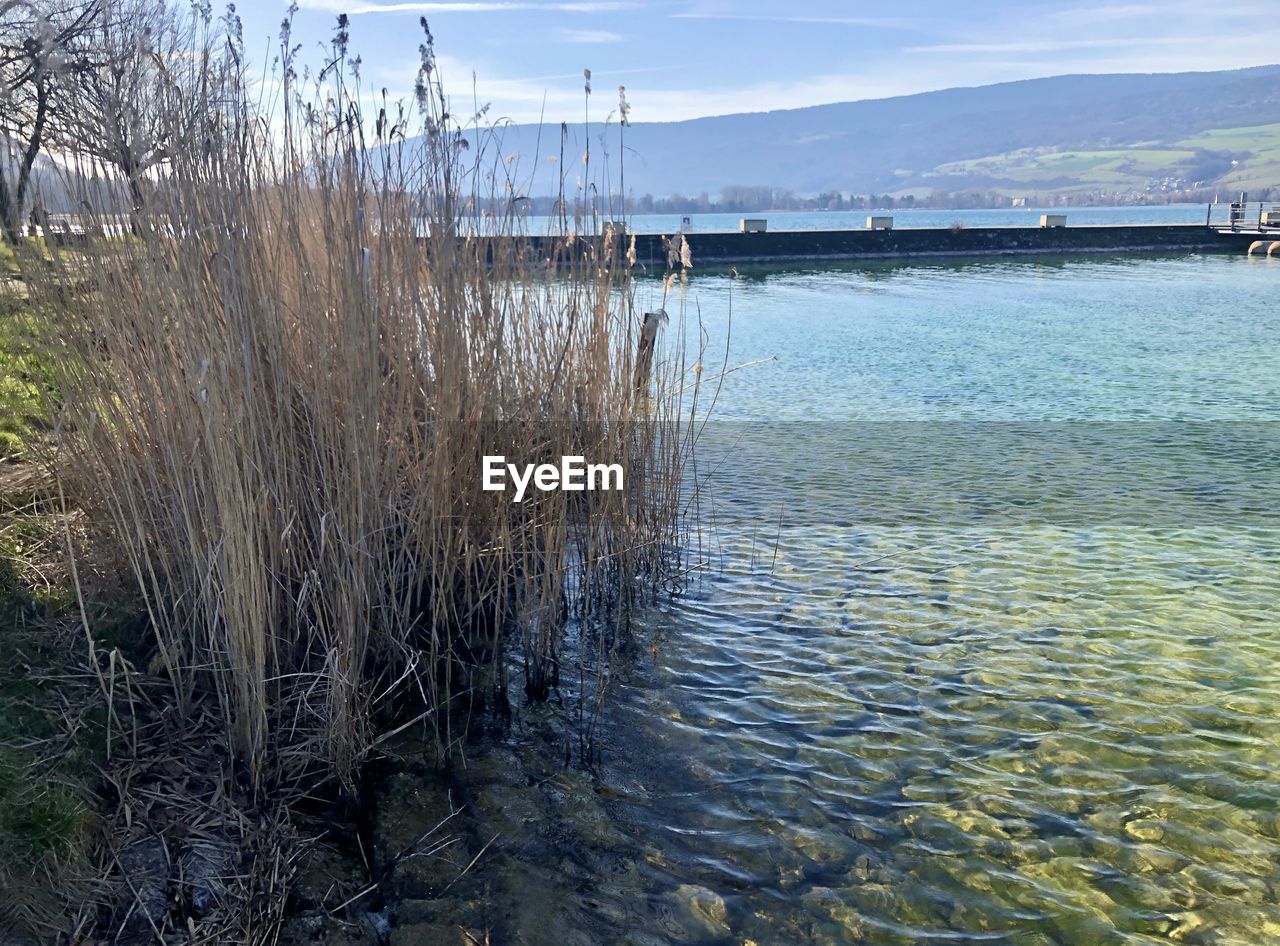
[634,310,665,396]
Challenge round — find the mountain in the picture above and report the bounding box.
[462,65,1280,199]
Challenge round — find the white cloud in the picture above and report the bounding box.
[336,0,1280,125]
[1039,1,1273,28]
[671,12,916,29]
[558,28,624,43]
[911,0,1280,64]
[1037,3,1163,26]
[381,34,1278,126]
[413,57,1001,125]
[296,0,632,13]
[908,38,1183,55]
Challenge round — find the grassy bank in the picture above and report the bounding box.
[0,291,49,459]
[0,285,103,938]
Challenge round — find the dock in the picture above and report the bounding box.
[497,224,1265,269]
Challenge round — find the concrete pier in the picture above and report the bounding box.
[497,224,1262,269]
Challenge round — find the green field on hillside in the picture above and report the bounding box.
[1179,122,1280,191]
[922,123,1280,196]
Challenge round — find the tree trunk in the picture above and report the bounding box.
[126,160,145,236]
[4,78,51,245]
[127,173,144,211]
[0,170,18,245]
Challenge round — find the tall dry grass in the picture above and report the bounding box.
[22,14,698,789]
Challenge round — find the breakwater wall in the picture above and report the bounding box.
[491,225,1259,268]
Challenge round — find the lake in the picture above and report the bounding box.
[400,252,1280,945]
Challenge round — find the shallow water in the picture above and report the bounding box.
[411,253,1280,945]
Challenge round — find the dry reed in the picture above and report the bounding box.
[21,12,699,792]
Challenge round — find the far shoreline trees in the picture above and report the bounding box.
[518,184,1279,219]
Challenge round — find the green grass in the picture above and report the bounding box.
[0,614,96,871]
[0,293,52,459]
[933,147,1200,192]
[927,122,1280,195]
[0,608,100,932]
[0,539,99,929]
[1177,123,1280,192]
[1178,122,1280,151]
[0,237,50,275]
[0,288,100,933]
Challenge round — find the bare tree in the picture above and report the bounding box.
[0,0,100,242]
[56,0,200,214]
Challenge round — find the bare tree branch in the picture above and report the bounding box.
[0,0,101,241]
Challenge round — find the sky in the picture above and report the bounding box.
[229,1,1280,125]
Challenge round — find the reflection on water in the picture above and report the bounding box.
[401,253,1280,945]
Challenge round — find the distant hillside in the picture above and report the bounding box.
[461,65,1280,200]
[3,153,128,216]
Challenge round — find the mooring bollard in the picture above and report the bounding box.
[635,309,666,395]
